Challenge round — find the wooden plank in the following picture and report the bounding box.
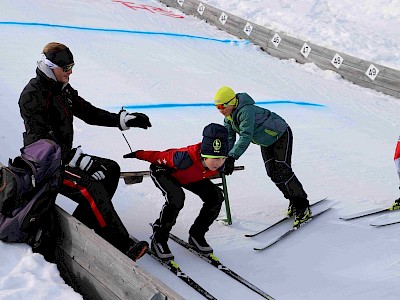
[120,165,245,178]
[158,0,400,99]
[55,206,184,300]
[120,170,151,177]
[121,166,245,185]
[55,249,119,300]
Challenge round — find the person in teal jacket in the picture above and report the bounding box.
[214,86,311,227]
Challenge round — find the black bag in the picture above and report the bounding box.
[0,139,62,252]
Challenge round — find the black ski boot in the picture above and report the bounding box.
[126,239,149,261]
[189,234,213,254]
[151,237,174,261]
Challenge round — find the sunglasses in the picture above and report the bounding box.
[215,96,236,109]
[62,64,74,72]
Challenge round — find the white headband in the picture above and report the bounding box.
[40,53,59,69]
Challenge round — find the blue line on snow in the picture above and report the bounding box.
[0,21,249,45]
[121,100,326,110]
[1,22,325,109]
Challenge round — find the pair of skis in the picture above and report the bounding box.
[132,234,275,299]
[169,233,275,299]
[245,198,331,251]
[132,199,330,298]
[130,235,216,299]
[340,204,400,227]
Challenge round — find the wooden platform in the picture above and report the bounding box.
[158,0,400,99]
[54,206,184,300]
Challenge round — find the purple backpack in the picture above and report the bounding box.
[0,139,61,243]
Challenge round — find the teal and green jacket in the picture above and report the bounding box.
[224,93,288,160]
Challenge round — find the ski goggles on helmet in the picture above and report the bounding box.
[215,96,236,109]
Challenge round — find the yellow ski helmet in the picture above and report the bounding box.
[214,86,237,106]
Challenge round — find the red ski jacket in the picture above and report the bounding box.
[135,143,219,185]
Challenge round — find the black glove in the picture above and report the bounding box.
[123,151,140,158]
[224,156,235,175]
[78,155,108,180]
[68,147,107,180]
[125,112,151,129]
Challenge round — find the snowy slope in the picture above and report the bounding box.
[1,0,400,299]
[203,0,400,70]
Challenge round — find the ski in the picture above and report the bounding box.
[130,236,216,300]
[340,207,388,221]
[370,219,400,227]
[245,198,327,237]
[370,213,400,227]
[339,206,400,221]
[254,206,331,251]
[339,200,400,221]
[169,233,275,300]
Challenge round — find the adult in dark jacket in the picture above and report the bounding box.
[124,123,228,261]
[19,42,150,261]
[214,86,311,227]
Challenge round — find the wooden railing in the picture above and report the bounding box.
[54,206,184,300]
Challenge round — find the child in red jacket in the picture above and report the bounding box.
[392,136,400,209]
[124,123,228,261]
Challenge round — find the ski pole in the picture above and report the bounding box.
[120,106,134,153]
[221,173,232,225]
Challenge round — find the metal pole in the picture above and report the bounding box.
[221,173,232,225]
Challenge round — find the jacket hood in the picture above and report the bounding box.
[235,93,255,111]
[37,60,57,81]
[37,61,68,90]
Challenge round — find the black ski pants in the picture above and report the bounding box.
[149,164,224,242]
[60,156,130,252]
[261,126,309,209]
